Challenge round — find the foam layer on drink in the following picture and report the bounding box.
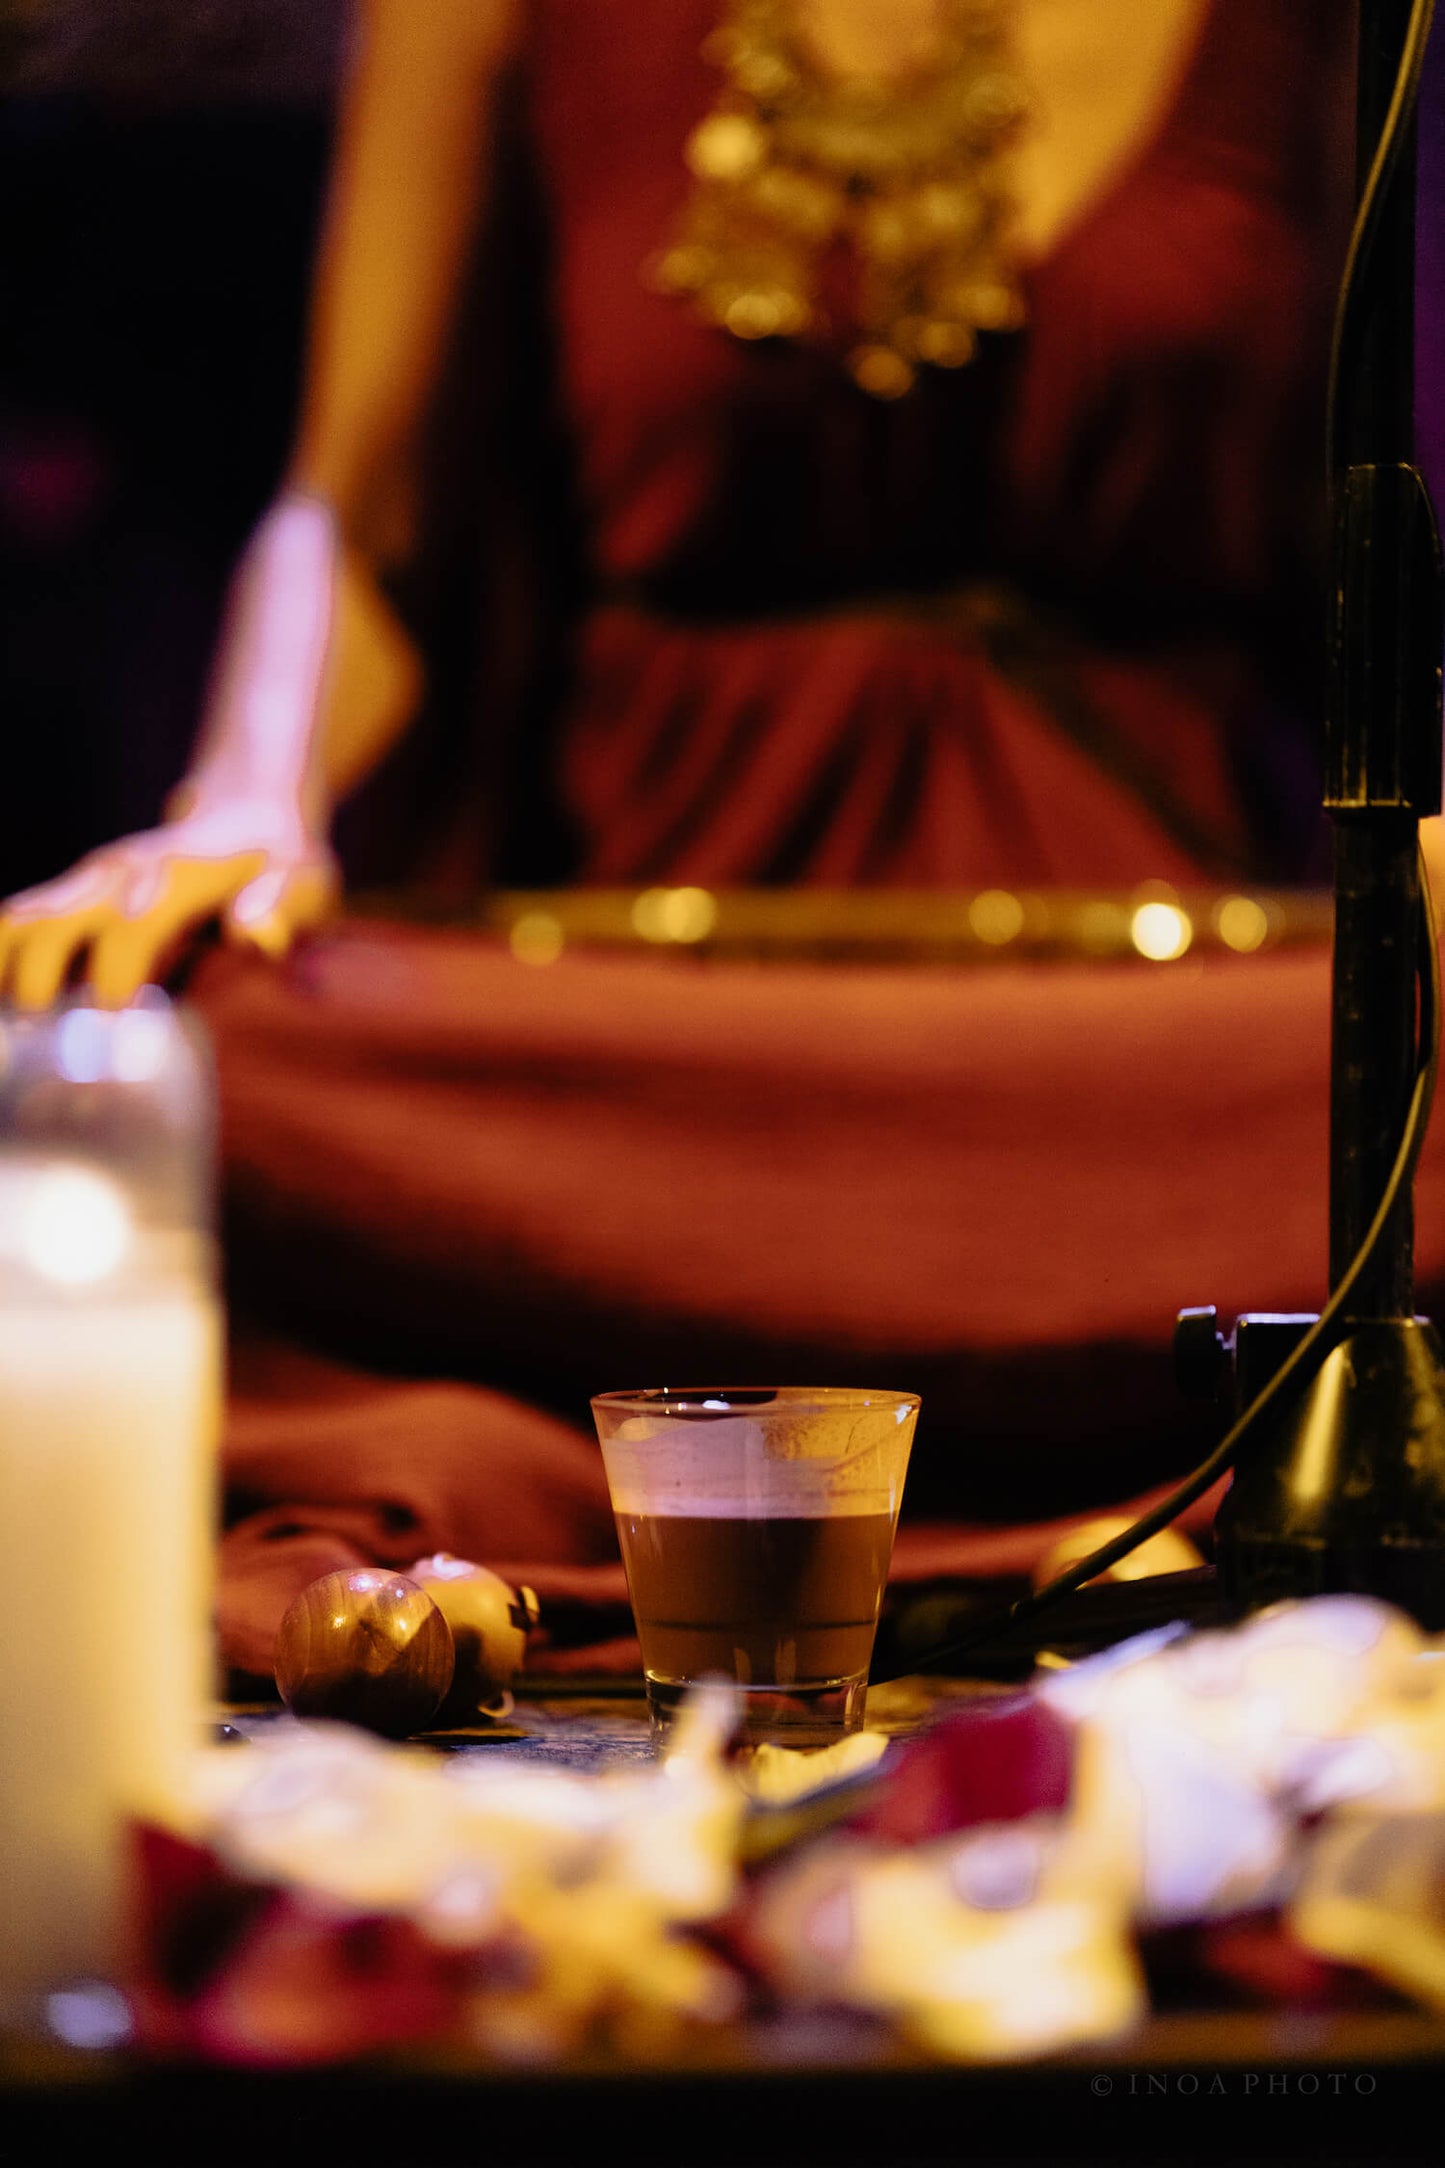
[600,1409,909,1520]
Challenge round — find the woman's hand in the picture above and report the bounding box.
[0,0,524,1019]
[0,795,338,1012]
[0,492,414,1016]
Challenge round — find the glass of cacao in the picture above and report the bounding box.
[591,1386,919,1746]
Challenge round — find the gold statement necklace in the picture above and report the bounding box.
[651,0,1028,398]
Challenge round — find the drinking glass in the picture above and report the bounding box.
[591,1386,919,1745]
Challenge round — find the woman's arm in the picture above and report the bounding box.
[0,0,523,1009]
[280,0,524,810]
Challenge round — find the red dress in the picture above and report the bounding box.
[530,0,1343,890]
[205,1,1421,1684]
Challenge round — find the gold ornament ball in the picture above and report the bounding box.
[274,1568,455,1739]
[408,1554,539,1723]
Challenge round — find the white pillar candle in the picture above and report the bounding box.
[0,1000,221,2032]
[0,1295,219,2015]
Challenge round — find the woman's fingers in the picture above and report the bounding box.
[85,918,188,1011]
[0,842,330,1011]
[0,849,276,1011]
[2,857,122,1005]
[85,854,269,1008]
[5,907,117,1012]
[0,858,121,1005]
[224,854,339,958]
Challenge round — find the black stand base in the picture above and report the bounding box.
[1213,1317,1445,1628]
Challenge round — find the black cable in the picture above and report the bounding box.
[1325,0,1435,484]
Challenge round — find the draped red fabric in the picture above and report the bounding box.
[207,922,1445,1683]
[208,1,1377,1682]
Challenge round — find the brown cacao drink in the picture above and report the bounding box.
[617,1507,895,1682]
[593,1389,918,1745]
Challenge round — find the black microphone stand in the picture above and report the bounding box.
[1202,0,1445,1624]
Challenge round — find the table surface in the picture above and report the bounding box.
[227,1669,1008,1767]
[6,1677,1445,2164]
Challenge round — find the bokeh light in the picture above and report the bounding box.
[1130,901,1193,962]
[1215,895,1270,953]
[968,889,1025,945]
[20,1166,132,1286]
[509,912,565,966]
[631,888,719,944]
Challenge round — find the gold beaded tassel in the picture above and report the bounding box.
[650,0,1027,398]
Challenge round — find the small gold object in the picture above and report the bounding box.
[1030,1516,1205,1594]
[652,0,1027,395]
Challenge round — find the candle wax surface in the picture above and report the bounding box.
[0,1293,219,2024]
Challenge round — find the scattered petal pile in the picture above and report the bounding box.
[126,1597,1445,2066]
